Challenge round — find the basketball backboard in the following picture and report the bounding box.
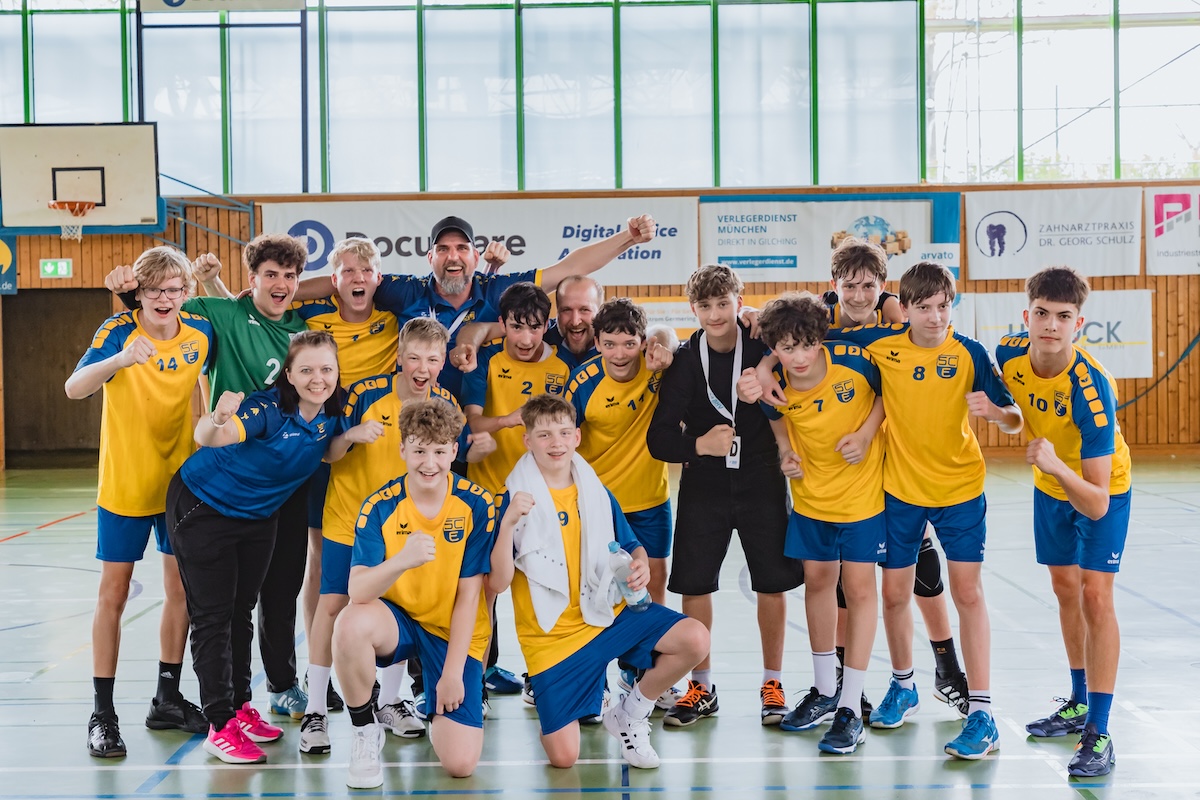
[0,122,164,234]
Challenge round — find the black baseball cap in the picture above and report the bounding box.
[430,216,475,245]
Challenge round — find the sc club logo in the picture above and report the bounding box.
[289,220,336,271]
[974,211,1027,258]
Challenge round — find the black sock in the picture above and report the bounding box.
[835,646,846,667]
[932,638,962,676]
[94,677,116,714]
[349,701,375,727]
[156,662,182,700]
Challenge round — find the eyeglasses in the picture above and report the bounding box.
[142,287,186,299]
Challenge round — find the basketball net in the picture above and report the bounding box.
[47,200,96,241]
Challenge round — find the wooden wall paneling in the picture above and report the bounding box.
[1164,274,1176,444]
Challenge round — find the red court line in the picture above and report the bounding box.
[0,508,96,544]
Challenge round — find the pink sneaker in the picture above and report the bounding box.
[203,718,266,764]
[236,702,284,743]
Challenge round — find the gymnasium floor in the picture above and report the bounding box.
[1,456,1197,800]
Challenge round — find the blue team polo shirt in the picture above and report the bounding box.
[179,388,342,520]
[374,269,540,398]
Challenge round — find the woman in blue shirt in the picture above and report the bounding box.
[166,330,381,765]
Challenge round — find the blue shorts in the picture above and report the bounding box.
[884,493,987,568]
[378,599,484,729]
[625,502,672,559]
[1034,488,1131,573]
[307,462,331,529]
[785,510,887,564]
[319,538,353,595]
[96,507,172,562]
[528,603,685,735]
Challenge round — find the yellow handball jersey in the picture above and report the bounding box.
[351,474,496,660]
[564,355,669,513]
[500,484,640,675]
[828,324,1015,507]
[74,311,215,517]
[995,333,1131,500]
[323,373,460,546]
[462,340,570,494]
[293,297,399,386]
[762,345,885,523]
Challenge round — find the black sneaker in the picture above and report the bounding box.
[818,707,866,754]
[146,694,208,734]
[934,670,970,719]
[779,687,839,732]
[88,711,127,758]
[327,683,345,713]
[663,680,718,727]
[1026,698,1088,738]
[760,679,788,726]
[1067,726,1114,777]
[861,692,873,724]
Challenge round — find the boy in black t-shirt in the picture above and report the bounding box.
[647,264,804,728]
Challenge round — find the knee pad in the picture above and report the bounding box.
[913,538,945,598]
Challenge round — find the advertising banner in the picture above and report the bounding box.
[1145,186,1200,275]
[699,192,961,283]
[142,0,305,11]
[973,290,1153,379]
[261,197,698,285]
[965,188,1142,279]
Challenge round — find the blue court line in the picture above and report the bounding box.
[133,633,304,795]
[620,763,630,800]
[1115,583,1200,630]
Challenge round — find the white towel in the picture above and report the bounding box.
[507,451,619,632]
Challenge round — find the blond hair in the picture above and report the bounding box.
[133,246,195,297]
[329,237,382,273]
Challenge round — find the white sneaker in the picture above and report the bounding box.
[376,700,425,739]
[655,685,681,710]
[299,713,330,755]
[346,723,384,789]
[603,701,660,769]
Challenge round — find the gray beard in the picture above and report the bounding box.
[438,274,469,296]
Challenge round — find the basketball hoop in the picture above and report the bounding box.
[47,200,96,241]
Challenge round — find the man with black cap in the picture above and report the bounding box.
[368,214,656,398]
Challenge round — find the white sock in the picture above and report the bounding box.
[968,689,992,716]
[624,683,656,719]
[378,661,406,705]
[691,669,712,689]
[763,669,783,683]
[892,668,915,691]
[813,650,838,697]
[838,667,867,717]
[305,665,331,715]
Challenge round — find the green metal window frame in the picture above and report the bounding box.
[3,0,1197,192]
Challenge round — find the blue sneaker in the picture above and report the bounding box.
[617,667,639,693]
[868,678,920,729]
[780,687,839,731]
[1067,726,1114,777]
[818,707,866,754]
[484,665,523,695]
[269,684,308,720]
[944,710,1000,760]
[413,692,428,720]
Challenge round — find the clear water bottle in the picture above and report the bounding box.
[608,541,651,612]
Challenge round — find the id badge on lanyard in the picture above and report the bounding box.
[699,332,742,469]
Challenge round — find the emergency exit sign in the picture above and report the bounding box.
[40,258,73,278]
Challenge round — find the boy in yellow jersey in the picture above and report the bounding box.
[300,318,495,754]
[737,293,884,755]
[65,246,215,758]
[332,400,496,787]
[463,282,570,495]
[487,395,709,770]
[995,267,1131,778]
[823,237,905,328]
[757,239,967,718]
[825,262,1022,759]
